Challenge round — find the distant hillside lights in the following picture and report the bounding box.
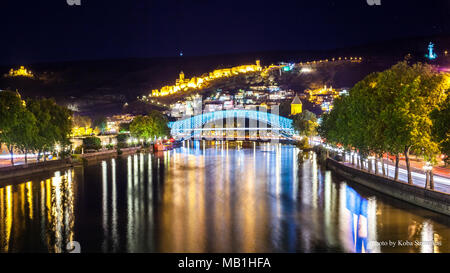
[150,60,263,97]
[306,85,342,112]
[5,66,34,78]
[148,57,362,98]
[299,57,362,66]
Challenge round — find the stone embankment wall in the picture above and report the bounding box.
[327,158,450,216]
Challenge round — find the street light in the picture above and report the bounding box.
[423,162,433,190]
[422,162,433,172]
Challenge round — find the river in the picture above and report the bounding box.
[0,141,449,253]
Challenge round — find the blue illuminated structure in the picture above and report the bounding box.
[282,63,295,72]
[345,186,369,253]
[168,109,296,139]
[426,42,437,60]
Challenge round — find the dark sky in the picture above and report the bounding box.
[1,0,449,65]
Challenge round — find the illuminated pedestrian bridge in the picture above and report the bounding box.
[168,109,296,140]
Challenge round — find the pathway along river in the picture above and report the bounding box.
[0,141,449,253]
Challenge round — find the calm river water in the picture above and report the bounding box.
[0,141,449,253]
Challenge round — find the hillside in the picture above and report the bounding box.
[0,35,448,116]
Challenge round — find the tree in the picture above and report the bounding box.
[93,116,108,134]
[0,90,35,165]
[319,61,450,187]
[51,101,73,155]
[377,62,449,184]
[292,110,318,140]
[73,115,92,128]
[431,96,450,166]
[129,111,170,141]
[130,116,153,140]
[149,110,171,138]
[0,92,73,165]
[26,98,52,161]
[27,98,73,161]
[116,133,129,148]
[14,110,37,164]
[83,136,101,151]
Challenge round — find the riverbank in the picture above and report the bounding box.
[0,158,74,182]
[326,157,450,217]
[0,146,146,182]
[78,146,145,164]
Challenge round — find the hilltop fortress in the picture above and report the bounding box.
[149,57,362,97]
[151,60,270,97]
[4,66,34,78]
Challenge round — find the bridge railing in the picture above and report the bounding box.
[169,109,296,141]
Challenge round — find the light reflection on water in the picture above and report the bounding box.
[0,141,449,253]
[0,169,75,252]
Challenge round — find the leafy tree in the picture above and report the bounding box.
[52,101,73,155]
[14,110,37,164]
[130,116,153,140]
[377,62,449,184]
[27,98,73,161]
[0,92,73,164]
[93,116,108,134]
[83,136,101,151]
[150,110,171,138]
[26,98,53,160]
[116,133,130,148]
[0,90,34,165]
[73,115,92,128]
[292,110,318,137]
[129,111,170,140]
[431,96,450,166]
[319,61,450,187]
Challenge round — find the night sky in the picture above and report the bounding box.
[1,0,449,65]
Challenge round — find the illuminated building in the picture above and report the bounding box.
[290,95,302,115]
[5,66,34,78]
[204,103,223,113]
[71,126,95,137]
[105,114,135,133]
[150,60,265,97]
[148,57,362,98]
[305,85,339,105]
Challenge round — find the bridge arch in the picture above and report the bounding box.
[168,109,296,139]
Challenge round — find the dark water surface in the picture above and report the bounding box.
[1,142,449,253]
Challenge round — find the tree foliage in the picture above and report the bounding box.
[431,96,450,165]
[129,111,170,140]
[93,116,107,134]
[83,136,101,151]
[0,90,73,164]
[292,110,318,137]
[319,61,450,184]
[72,115,92,128]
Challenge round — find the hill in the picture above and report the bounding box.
[0,35,448,116]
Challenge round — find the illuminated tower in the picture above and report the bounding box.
[291,95,302,115]
[179,71,185,82]
[426,42,437,60]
